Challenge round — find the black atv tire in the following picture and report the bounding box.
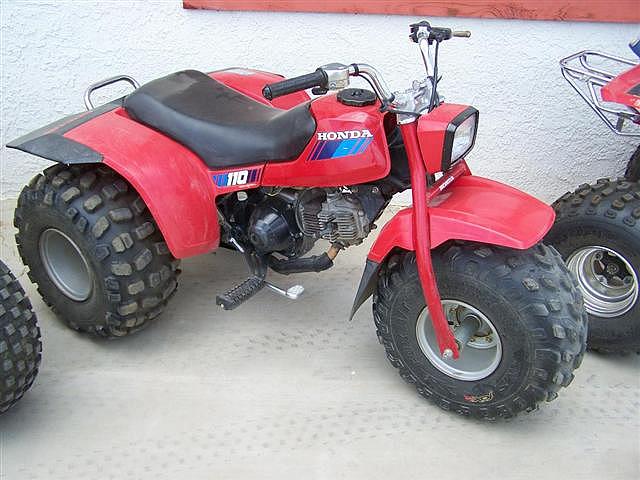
[624,145,640,182]
[14,164,179,338]
[0,260,42,414]
[546,178,640,354]
[373,242,587,420]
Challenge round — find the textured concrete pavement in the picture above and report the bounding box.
[0,201,638,479]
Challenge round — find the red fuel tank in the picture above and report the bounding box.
[261,94,391,187]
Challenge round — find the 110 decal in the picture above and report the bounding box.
[212,168,261,187]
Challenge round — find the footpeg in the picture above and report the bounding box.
[216,276,264,310]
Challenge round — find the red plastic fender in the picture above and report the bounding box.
[64,108,221,259]
[601,64,640,110]
[368,174,556,263]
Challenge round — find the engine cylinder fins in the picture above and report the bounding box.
[297,190,372,246]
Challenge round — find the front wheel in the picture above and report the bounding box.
[373,243,587,420]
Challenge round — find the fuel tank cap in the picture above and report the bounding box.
[337,88,376,107]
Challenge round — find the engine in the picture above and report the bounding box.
[221,186,387,259]
[247,195,313,258]
[296,186,386,247]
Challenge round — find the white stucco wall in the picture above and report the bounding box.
[1,1,638,204]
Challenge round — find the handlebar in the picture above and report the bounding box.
[263,63,393,103]
[410,20,471,43]
[262,69,328,100]
[261,21,469,104]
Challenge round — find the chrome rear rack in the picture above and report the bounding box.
[84,75,140,110]
[560,50,640,137]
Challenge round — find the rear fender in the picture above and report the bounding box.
[350,175,555,318]
[601,64,640,108]
[8,106,220,259]
[65,109,220,259]
[6,100,122,164]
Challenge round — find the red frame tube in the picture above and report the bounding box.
[399,122,459,359]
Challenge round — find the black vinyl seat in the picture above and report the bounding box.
[123,70,316,168]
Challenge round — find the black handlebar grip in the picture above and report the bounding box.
[263,69,328,100]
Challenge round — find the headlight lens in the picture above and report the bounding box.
[451,113,477,162]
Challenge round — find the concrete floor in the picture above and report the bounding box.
[0,200,638,480]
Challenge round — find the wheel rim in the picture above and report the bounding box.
[39,228,93,302]
[567,246,638,318]
[415,300,502,381]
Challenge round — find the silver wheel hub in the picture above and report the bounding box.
[416,300,502,381]
[567,246,638,318]
[39,228,93,302]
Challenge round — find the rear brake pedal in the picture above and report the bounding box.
[265,282,305,300]
[216,276,264,310]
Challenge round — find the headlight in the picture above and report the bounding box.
[444,108,478,168]
[451,114,477,162]
[416,105,479,175]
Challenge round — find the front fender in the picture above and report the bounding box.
[350,175,555,318]
[370,175,555,262]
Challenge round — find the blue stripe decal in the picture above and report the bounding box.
[213,173,228,186]
[309,141,323,160]
[349,138,366,156]
[312,141,328,160]
[330,138,359,158]
[320,140,340,159]
[309,137,374,161]
[356,137,373,154]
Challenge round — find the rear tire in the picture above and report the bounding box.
[624,145,640,182]
[14,164,179,338]
[546,178,640,354]
[0,260,42,414]
[373,242,587,420]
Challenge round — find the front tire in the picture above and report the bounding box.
[546,178,640,353]
[373,243,587,419]
[15,164,179,338]
[0,260,42,414]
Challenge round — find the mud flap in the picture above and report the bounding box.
[349,259,381,320]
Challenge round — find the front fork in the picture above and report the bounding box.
[399,122,460,359]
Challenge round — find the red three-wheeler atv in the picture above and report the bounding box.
[7,21,586,419]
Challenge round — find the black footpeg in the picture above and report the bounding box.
[216,276,264,310]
